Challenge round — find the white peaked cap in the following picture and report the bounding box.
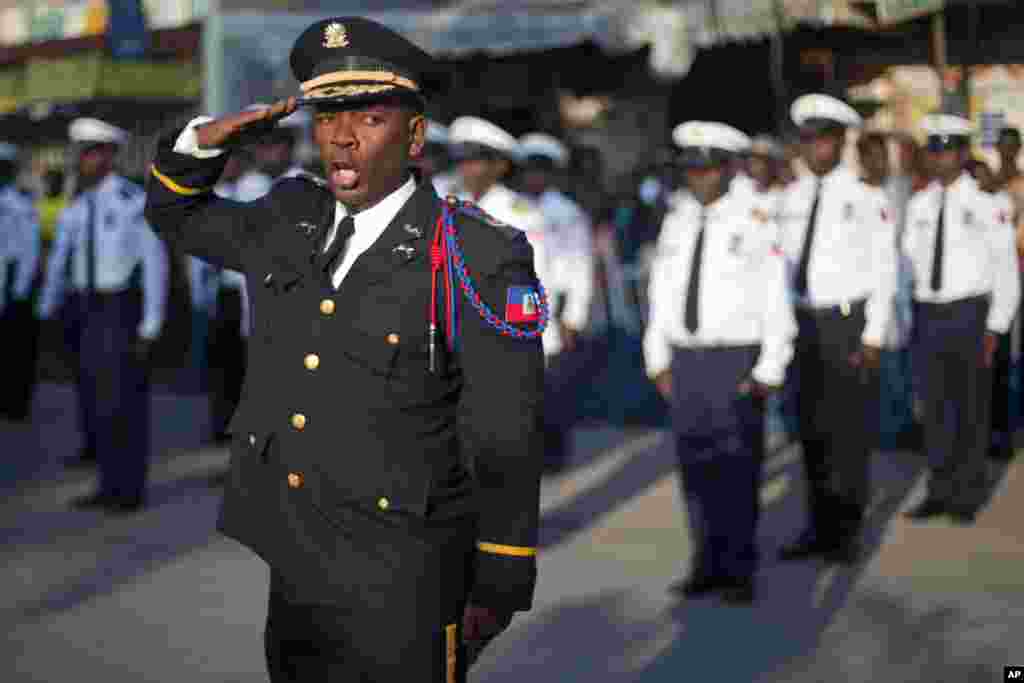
[921,113,974,138]
[425,120,449,145]
[69,117,129,145]
[448,116,521,159]
[672,121,751,154]
[790,93,862,128]
[519,132,569,168]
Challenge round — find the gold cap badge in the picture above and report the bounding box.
[323,22,349,49]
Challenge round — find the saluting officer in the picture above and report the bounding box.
[0,142,42,421]
[902,114,1020,523]
[645,122,796,604]
[145,17,545,681]
[776,94,897,564]
[38,118,169,511]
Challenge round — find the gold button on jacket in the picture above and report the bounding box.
[304,353,320,370]
[291,413,307,430]
[320,298,335,315]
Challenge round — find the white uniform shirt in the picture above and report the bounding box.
[535,189,594,352]
[37,174,169,340]
[777,165,896,347]
[643,185,796,386]
[901,173,1020,334]
[0,185,40,316]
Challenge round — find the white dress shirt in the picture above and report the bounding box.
[536,188,594,349]
[37,174,169,340]
[0,184,40,316]
[777,164,896,347]
[644,184,797,386]
[902,173,1020,334]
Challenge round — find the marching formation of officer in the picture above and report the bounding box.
[0,142,42,422]
[775,94,896,565]
[37,117,169,512]
[902,114,1020,523]
[644,121,796,604]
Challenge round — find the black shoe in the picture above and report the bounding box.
[106,497,145,515]
[720,579,755,605]
[669,574,723,598]
[825,538,862,566]
[70,492,112,509]
[904,498,949,521]
[778,531,829,561]
[948,508,977,526]
[64,449,97,469]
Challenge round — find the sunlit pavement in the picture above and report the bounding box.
[2,383,1022,682]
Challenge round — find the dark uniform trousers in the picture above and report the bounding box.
[146,142,545,683]
[207,286,246,437]
[0,262,40,421]
[670,345,763,582]
[795,299,876,543]
[913,295,991,510]
[64,284,151,501]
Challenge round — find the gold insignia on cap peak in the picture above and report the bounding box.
[323,22,350,49]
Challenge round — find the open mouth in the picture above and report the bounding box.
[329,161,361,190]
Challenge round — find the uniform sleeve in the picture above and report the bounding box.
[457,231,545,613]
[36,206,74,319]
[861,191,898,347]
[560,211,594,332]
[642,215,675,380]
[751,228,796,387]
[144,121,254,272]
[138,218,170,340]
[986,194,1020,334]
[14,201,40,300]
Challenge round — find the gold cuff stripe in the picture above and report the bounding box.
[477,542,537,557]
[445,624,457,683]
[150,165,210,196]
[300,70,420,95]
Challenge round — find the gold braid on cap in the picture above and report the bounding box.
[301,70,420,100]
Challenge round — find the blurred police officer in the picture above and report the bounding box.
[0,142,42,421]
[38,118,169,511]
[145,17,545,681]
[776,95,896,564]
[421,119,457,197]
[645,121,796,604]
[519,132,596,470]
[902,114,1020,523]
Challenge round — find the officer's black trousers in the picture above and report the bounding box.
[795,302,876,541]
[0,296,40,421]
[263,501,477,682]
[913,295,991,510]
[207,287,246,437]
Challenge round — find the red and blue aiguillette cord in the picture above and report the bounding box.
[429,198,549,373]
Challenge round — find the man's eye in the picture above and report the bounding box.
[364,115,381,125]
[315,112,336,123]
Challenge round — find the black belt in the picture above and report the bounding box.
[796,298,866,318]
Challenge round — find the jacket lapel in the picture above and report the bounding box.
[267,187,336,286]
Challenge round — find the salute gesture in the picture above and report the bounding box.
[195,97,299,151]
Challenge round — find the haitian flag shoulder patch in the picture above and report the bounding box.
[505,285,541,323]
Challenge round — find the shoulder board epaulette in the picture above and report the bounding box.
[450,198,522,241]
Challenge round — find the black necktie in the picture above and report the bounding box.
[794,178,821,297]
[684,207,707,335]
[318,215,355,283]
[85,192,97,297]
[930,190,946,292]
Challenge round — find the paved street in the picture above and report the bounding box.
[2,383,1022,682]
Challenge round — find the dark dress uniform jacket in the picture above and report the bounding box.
[146,129,545,613]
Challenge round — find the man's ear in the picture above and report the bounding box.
[408,114,426,159]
